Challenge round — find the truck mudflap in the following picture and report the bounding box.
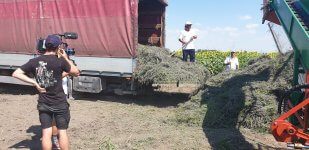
[73,76,106,93]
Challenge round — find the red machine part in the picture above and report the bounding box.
[262,0,281,24]
[272,72,309,147]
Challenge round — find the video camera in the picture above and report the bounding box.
[37,32,78,56]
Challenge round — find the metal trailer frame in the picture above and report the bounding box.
[0,53,136,95]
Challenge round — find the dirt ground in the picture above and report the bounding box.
[0,83,286,150]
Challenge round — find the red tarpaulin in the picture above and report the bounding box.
[0,0,137,58]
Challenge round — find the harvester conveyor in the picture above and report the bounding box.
[263,0,309,148]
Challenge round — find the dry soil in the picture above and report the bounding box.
[0,83,286,150]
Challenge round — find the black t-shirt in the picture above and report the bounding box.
[20,55,71,108]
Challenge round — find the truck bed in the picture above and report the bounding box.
[0,54,135,77]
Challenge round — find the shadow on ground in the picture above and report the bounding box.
[0,83,37,95]
[9,125,41,150]
[201,68,271,150]
[73,91,190,108]
[0,83,190,107]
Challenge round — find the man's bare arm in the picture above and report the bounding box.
[179,39,186,45]
[64,58,80,77]
[58,49,80,77]
[12,68,46,93]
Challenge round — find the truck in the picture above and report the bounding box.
[263,0,309,148]
[0,0,168,96]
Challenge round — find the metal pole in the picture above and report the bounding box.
[268,22,283,55]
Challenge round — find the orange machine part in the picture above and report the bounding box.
[272,72,309,145]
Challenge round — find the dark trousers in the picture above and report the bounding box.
[182,49,195,62]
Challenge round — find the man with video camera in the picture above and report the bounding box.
[12,34,80,150]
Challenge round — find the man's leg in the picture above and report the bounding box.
[52,119,58,136]
[39,111,53,150]
[42,127,53,150]
[55,108,70,150]
[182,50,189,61]
[189,49,195,62]
[58,129,69,150]
[52,120,60,149]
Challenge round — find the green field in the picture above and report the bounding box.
[176,50,278,75]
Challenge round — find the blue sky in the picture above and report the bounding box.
[165,0,291,52]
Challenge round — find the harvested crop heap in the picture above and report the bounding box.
[134,45,209,85]
[200,52,294,132]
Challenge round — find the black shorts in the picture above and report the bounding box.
[39,108,70,129]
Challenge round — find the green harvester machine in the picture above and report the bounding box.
[263,0,309,149]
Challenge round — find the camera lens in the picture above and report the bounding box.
[65,48,75,55]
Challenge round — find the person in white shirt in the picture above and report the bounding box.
[62,76,68,96]
[178,21,197,62]
[224,51,239,70]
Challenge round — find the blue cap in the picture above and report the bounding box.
[45,35,62,48]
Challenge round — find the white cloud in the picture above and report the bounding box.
[195,29,209,38]
[211,26,238,32]
[224,27,239,32]
[228,32,240,37]
[248,30,257,34]
[210,26,240,37]
[212,27,223,32]
[191,28,199,32]
[245,24,259,30]
[195,22,202,27]
[240,15,252,20]
[245,24,259,34]
[191,28,198,34]
[166,29,181,33]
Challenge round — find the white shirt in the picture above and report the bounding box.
[62,77,68,95]
[224,56,239,70]
[179,30,197,50]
